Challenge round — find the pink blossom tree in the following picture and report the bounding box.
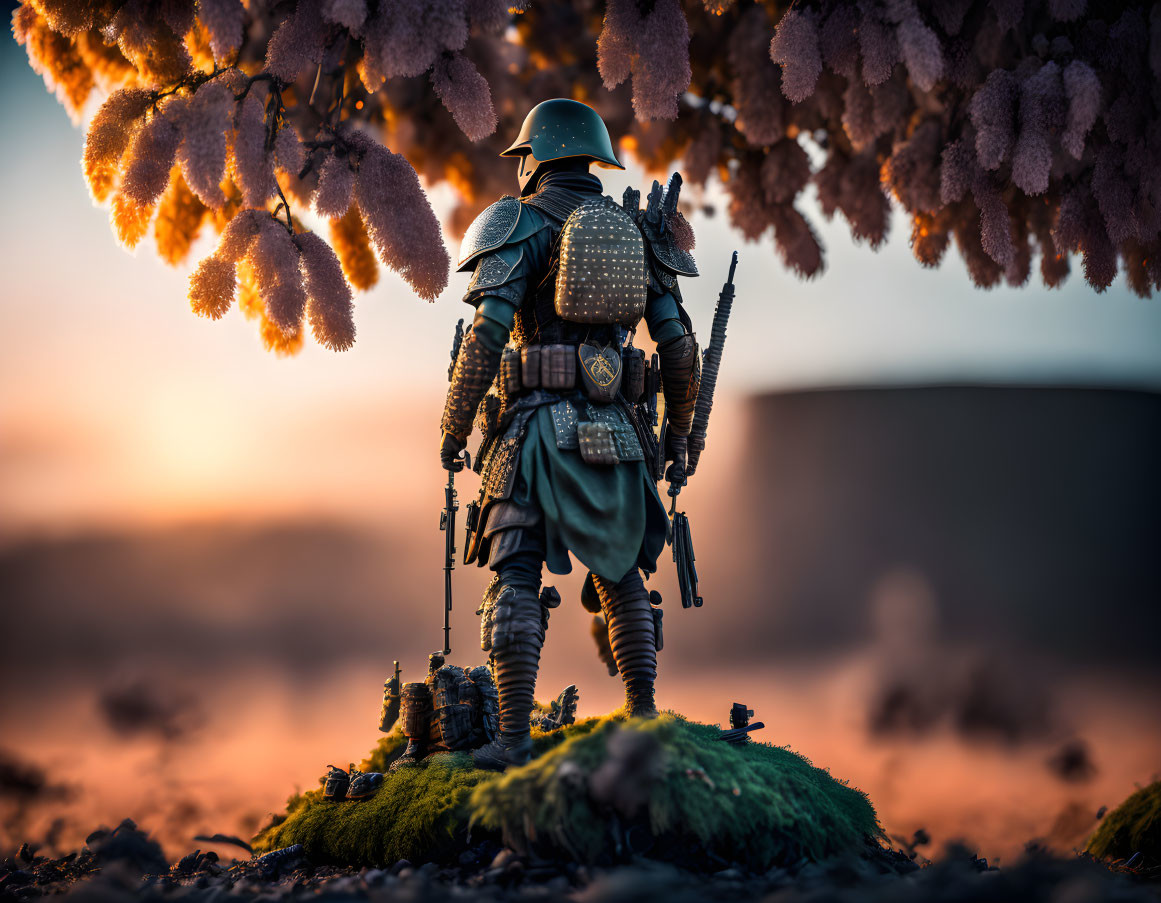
[13,0,1161,353]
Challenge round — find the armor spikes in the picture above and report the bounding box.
[644,179,665,227]
[639,173,699,278]
[662,172,683,217]
[623,186,641,214]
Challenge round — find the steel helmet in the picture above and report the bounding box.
[501,99,624,189]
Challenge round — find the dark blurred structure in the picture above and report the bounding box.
[699,385,1161,670]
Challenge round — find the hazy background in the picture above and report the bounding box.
[1,32,1159,864]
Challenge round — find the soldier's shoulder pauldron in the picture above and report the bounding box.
[465,246,524,298]
[458,196,546,271]
[624,174,699,289]
[641,223,698,283]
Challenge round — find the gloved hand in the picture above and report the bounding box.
[665,433,688,490]
[440,431,466,472]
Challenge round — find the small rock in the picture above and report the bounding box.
[390,859,412,876]
[363,869,386,886]
[0,871,33,890]
[396,867,415,880]
[715,868,743,881]
[418,862,438,877]
[491,848,517,869]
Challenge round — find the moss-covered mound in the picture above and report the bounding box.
[253,713,880,870]
[1086,782,1161,865]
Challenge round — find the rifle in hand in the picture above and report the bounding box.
[440,319,470,654]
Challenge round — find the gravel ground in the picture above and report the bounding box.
[2,820,1159,902]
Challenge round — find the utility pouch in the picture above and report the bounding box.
[622,346,646,403]
[435,704,474,750]
[577,421,620,466]
[520,346,541,389]
[500,347,522,395]
[540,344,577,390]
[577,343,622,403]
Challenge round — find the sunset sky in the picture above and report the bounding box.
[2,40,1161,535]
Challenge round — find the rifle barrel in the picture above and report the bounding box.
[688,252,737,472]
[441,469,457,655]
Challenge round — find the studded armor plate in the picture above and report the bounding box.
[554,197,647,326]
[467,249,523,294]
[549,399,644,461]
[458,196,522,269]
[647,227,698,278]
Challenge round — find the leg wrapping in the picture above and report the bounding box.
[593,569,658,714]
[490,584,545,746]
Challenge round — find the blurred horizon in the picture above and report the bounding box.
[2,30,1159,871]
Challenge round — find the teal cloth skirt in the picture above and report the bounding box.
[511,405,668,582]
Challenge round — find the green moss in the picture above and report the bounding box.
[472,714,880,868]
[252,713,880,870]
[252,729,492,866]
[1086,782,1161,865]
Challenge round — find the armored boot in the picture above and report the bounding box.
[593,569,658,717]
[390,682,434,769]
[472,583,545,770]
[322,764,351,801]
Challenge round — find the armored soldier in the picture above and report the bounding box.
[440,99,701,770]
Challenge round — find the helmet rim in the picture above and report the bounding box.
[499,98,624,170]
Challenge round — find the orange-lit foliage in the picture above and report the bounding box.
[13,0,1161,355]
[155,170,209,265]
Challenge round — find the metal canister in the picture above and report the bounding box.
[520,346,542,389]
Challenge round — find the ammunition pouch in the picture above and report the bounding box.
[578,421,619,466]
[621,346,646,403]
[494,342,640,406]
